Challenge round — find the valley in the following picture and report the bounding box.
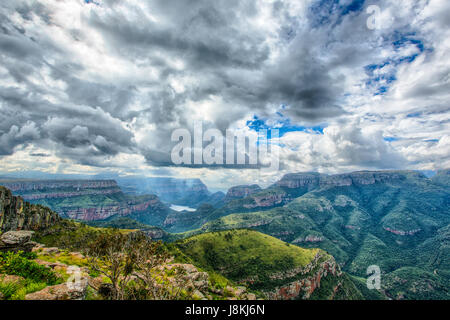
[1,169,449,300]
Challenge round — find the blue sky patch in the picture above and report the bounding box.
[384,137,399,142]
[247,115,325,138]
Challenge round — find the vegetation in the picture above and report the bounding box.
[0,251,61,300]
[82,230,188,300]
[0,251,60,285]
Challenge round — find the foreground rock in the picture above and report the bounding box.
[25,278,89,300]
[0,231,37,253]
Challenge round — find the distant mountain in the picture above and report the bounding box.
[116,176,213,207]
[176,170,450,300]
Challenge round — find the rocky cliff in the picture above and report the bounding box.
[265,251,346,300]
[224,185,262,202]
[0,186,60,232]
[0,179,122,201]
[319,171,415,187]
[274,171,424,190]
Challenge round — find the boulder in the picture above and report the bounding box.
[0,231,37,252]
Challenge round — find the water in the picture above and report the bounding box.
[170,204,196,212]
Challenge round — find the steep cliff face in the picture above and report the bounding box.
[62,195,165,221]
[0,186,60,232]
[319,171,413,187]
[265,251,348,300]
[0,179,122,201]
[272,171,426,190]
[224,185,262,202]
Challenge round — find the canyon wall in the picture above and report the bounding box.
[0,179,122,201]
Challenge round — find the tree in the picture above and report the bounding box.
[84,230,189,300]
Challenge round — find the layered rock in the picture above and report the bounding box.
[224,185,262,202]
[0,180,121,201]
[62,195,164,221]
[0,186,60,232]
[266,252,343,300]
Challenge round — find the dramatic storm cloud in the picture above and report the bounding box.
[0,0,449,189]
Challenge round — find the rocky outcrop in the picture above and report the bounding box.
[292,235,325,243]
[0,186,61,232]
[25,279,89,300]
[243,191,292,209]
[384,227,421,236]
[224,185,262,202]
[0,231,37,252]
[266,252,343,300]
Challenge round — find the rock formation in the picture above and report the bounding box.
[0,186,61,232]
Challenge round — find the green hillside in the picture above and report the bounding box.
[174,229,363,299]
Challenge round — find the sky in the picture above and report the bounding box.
[0,0,449,190]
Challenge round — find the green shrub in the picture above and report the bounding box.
[0,251,60,285]
[0,281,22,300]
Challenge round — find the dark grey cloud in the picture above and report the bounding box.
[0,0,448,174]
